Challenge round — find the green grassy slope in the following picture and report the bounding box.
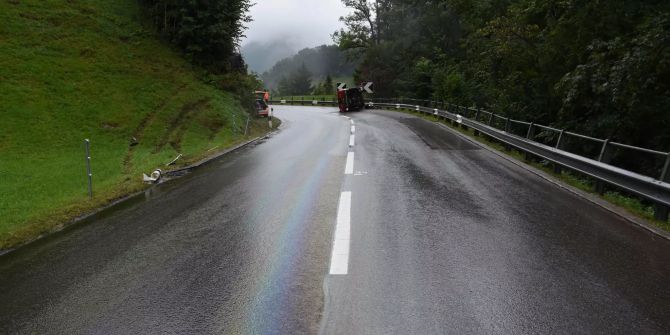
[0,0,265,248]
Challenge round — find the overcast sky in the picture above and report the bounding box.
[242,0,352,49]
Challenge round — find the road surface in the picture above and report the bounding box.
[1,106,669,334]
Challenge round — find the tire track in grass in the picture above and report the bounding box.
[153,97,210,154]
[121,84,186,176]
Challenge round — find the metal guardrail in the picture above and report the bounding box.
[271,97,670,221]
[270,99,338,106]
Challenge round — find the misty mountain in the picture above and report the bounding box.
[261,45,357,91]
[241,41,298,73]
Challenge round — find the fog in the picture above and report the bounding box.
[241,0,351,73]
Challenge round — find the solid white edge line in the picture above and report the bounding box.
[330,192,352,275]
[345,152,354,175]
[349,134,355,147]
[351,125,356,134]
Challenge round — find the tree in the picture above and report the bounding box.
[277,76,292,96]
[275,63,313,95]
[333,1,391,51]
[290,63,313,95]
[556,14,670,150]
[323,75,334,94]
[140,0,252,72]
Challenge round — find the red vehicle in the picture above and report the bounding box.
[254,91,271,117]
[255,99,270,117]
[337,82,373,113]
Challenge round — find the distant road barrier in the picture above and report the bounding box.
[270,97,337,106]
[271,97,670,221]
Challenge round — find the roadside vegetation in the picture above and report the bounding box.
[0,0,266,249]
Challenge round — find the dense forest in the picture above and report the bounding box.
[335,0,670,156]
[261,45,357,94]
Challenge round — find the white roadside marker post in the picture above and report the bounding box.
[84,139,93,199]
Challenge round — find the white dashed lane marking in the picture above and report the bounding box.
[329,192,352,275]
[344,152,354,175]
[330,117,356,276]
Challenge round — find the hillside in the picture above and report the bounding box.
[261,45,356,92]
[0,0,266,248]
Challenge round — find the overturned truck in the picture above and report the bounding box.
[337,82,374,113]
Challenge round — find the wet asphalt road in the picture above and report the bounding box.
[1,106,670,334]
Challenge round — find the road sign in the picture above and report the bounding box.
[337,83,347,90]
[362,82,374,94]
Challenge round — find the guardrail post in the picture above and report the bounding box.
[526,122,535,140]
[460,106,469,131]
[500,117,512,151]
[552,164,563,175]
[454,105,460,125]
[597,139,610,162]
[555,130,565,149]
[659,153,670,182]
[654,205,669,222]
[84,139,93,199]
[522,123,536,161]
[594,139,611,194]
[488,113,494,126]
[473,108,481,136]
[552,130,566,174]
[446,104,453,125]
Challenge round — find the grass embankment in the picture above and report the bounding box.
[0,0,272,249]
[394,109,670,233]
